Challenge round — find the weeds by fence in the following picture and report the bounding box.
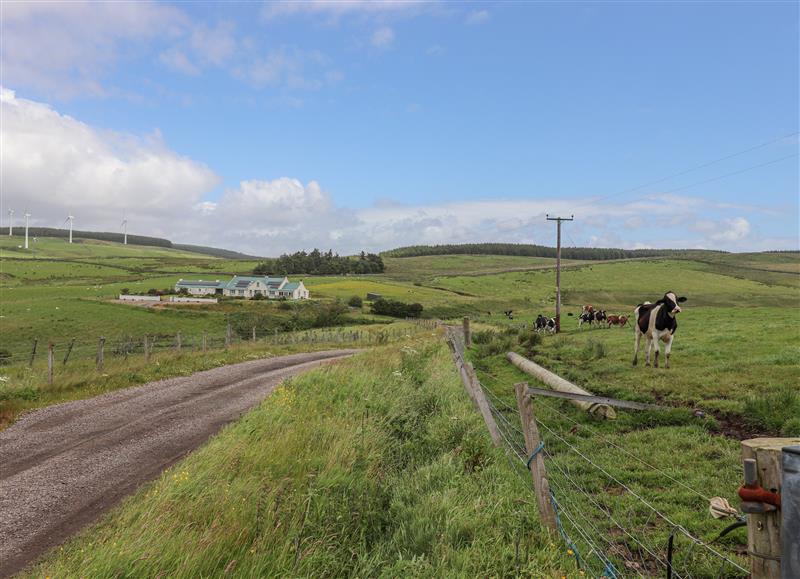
[445,325,749,578]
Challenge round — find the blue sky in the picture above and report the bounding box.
[2,1,798,254]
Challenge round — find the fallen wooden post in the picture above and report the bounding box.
[506,351,616,419]
[524,386,664,411]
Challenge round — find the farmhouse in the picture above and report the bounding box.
[175,276,309,300]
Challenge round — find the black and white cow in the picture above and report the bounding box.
[535,314,557,333]
[595,310,607,325]
[578,310,595,327]
[632,292,687,368]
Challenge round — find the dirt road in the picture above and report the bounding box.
[0,350,357,577]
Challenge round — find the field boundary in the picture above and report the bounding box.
[444,325,751,578]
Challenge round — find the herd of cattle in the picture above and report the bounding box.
[528,292,688,368]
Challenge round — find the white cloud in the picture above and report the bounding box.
[160,20,238,75]
[371,26,395,48]
[1,1,187,98]
[233,48,333,91]
[1,87,219,228]
[465,9,490,25]
[261,1,426,21]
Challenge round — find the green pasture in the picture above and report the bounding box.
[382,254,568,281]
[432,258,799,312]
[0,235,204,260]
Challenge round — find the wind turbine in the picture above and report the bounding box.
[121,212,128,245]
[64,213,75,243]
[23,210,31,249]
[7,209,13,236]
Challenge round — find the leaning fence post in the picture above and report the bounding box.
[47,342,54,386]
[62,338,75,366]
[741,438,797,578]
[464,362,503,448]
[28,339,38,368]
[462,316,471,347]
[515,382,557,531]
[96,337,105,371]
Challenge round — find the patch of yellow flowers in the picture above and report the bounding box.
[271,385,296,409]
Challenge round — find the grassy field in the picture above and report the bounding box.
[3,238,799,576]
[26,337,574,578]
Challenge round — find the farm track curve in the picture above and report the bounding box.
[0,349,358,577]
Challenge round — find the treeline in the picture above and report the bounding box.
[19,228,172,248]
[253,250,385,275]
[173,243,259,259]
[382,243,702,261]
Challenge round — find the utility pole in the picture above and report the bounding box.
[546,214,573,333]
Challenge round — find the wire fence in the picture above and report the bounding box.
[445,326,749,579]
[0,319,441,372]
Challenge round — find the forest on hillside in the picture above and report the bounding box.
[253,249,385,275]
[382,243,717,261]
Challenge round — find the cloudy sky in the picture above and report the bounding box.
[1,1,797,255]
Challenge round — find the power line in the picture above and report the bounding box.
[573,130,799,210]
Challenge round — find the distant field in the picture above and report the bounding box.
[382,254,567,281]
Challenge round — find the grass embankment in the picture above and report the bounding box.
[0,322,426,429]
[28,336,573,578]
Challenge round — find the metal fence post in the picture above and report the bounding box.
[781,444,800,578]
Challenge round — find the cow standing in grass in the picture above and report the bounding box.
[632,292,687,368]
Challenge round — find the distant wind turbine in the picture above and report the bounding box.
[7,209,13,236]
[24,210,31,249]
[64,213,75,243]
[121,212,128,245]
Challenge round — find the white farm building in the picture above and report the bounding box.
[175,276,309,300]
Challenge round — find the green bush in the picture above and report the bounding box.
[0,349,11,366]
[348,295,363,308]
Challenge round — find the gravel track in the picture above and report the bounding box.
[0,349,357,577]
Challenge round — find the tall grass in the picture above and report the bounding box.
[28,338,572,577]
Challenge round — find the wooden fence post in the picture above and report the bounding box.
[97,337,105,371]
[144,335,151,363]
[252,326,256,342]
[47,343,54,386]
[62,338,75,366]
[741,438,799,578]
[463,316,471,347]
[175,332,182,352]
[226,321,232,348]
[515,382,557,531]
[202,331,207,353]
[28,339,38,368]
[464,362,503,448]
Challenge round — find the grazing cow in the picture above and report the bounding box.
[595,310,607,325]
[582,304,594,314]
[578,310,595,327]
[504,309,514,320]
[535,315,557,333]
[535,314,548,332]
[607,315,629,328]
[632,292,687,368]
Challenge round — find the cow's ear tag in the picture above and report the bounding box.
[677,296,687,303]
